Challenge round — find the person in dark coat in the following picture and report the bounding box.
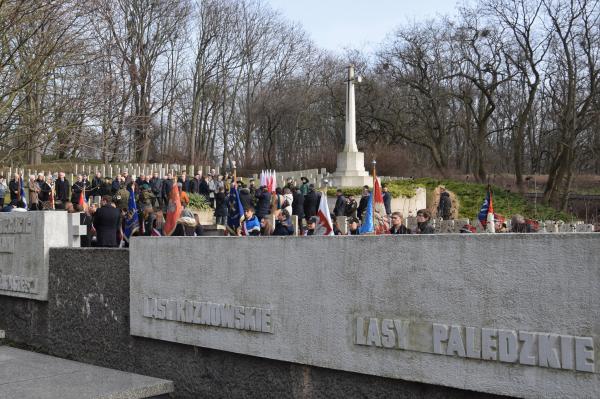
[37,177,52,205]
[71,174,86,204]
[272,209,294,236]
[333,189,346,217]
[437,188,452,220]
[90,172,103,199]
[162,174,174,206]
[93,196,121,247]
[100,177,113,197]
[198,175,210,201]
[291,187,304,221]
[214,187,228,225]
[382,184,392,216]
[238,186,253,211]
[55,172,70,209]
[150,172,163,208]
[255,186,271,219]
[190,173,201,194]
[348,217,360,235]
[303,184,319,221]
[389,212,411,234]
[178,172,190,192]
[8,173,20,202]
[344,195,358,218]
[416,209,435,234]
[357,186,370,221]
[111,175,123,194]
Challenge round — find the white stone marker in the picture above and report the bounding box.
[0,212,75,300]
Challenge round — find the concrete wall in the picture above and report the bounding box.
[0,248,505,399]
[130,234,600,399]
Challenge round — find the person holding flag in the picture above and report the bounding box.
[123,183,140,243]
[226,163,245,236]
[78,183,89,212]
[164,179,183,236]
[314,189,335,236]
[359,160,389,235]
[19,174,28,210]
[478,185,496,233]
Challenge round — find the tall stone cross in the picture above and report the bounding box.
[344,65,359,153]
[330,65,371,188]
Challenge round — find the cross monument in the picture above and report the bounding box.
[330,65,371,187]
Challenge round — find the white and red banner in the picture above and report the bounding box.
[316,191,334,236]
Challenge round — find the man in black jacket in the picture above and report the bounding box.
[357,186,370,221]
[71,174,86,204]
[382,184,392,216]
[198,174,210,201]
[162,174,174,207]
[150,172,163,209]
[255,186,271,219]
[389,212,411,234]
[303,184,319,222]
[333,189,346,217]
[93,196,121,247]
[55,172,70,209]
[8,173,21,202]
[190,173,201,194]
[90,172,103,202]
[291,187,304,222]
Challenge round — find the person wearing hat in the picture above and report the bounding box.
[299,177,309,196]
[348,217,361,235]
[304,216,318,236]
[303,183,319,222]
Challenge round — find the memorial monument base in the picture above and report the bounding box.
[330,150,372,187]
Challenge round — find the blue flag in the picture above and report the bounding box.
[478,188,492,227]
[359,191,374,234]
[123,186,139,241]
[20,177,27,208]
[226,184,245,235]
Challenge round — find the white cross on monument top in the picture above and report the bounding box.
[330,65,371,188]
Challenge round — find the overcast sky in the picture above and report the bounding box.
[265,0,461,54]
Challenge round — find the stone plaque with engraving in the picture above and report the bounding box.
[0,212,73,300]
[130,234,600,399]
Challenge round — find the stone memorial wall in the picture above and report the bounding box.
[130,234,600,399]
[0,212,78,300]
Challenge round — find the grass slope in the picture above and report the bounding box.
[329,178,574,221]
[406,178,573,221]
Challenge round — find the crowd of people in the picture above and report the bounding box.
[0,169,540,247]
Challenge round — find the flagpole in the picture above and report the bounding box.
[371,160,376,232]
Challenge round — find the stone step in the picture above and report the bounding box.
[0,346,173,399]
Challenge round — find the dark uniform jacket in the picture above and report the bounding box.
[256,190,271,218]
[93,205,121,247]
[8,179,20,201]
[292,191,304,220]
[333,195,346,216]
[303,190,319,219]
